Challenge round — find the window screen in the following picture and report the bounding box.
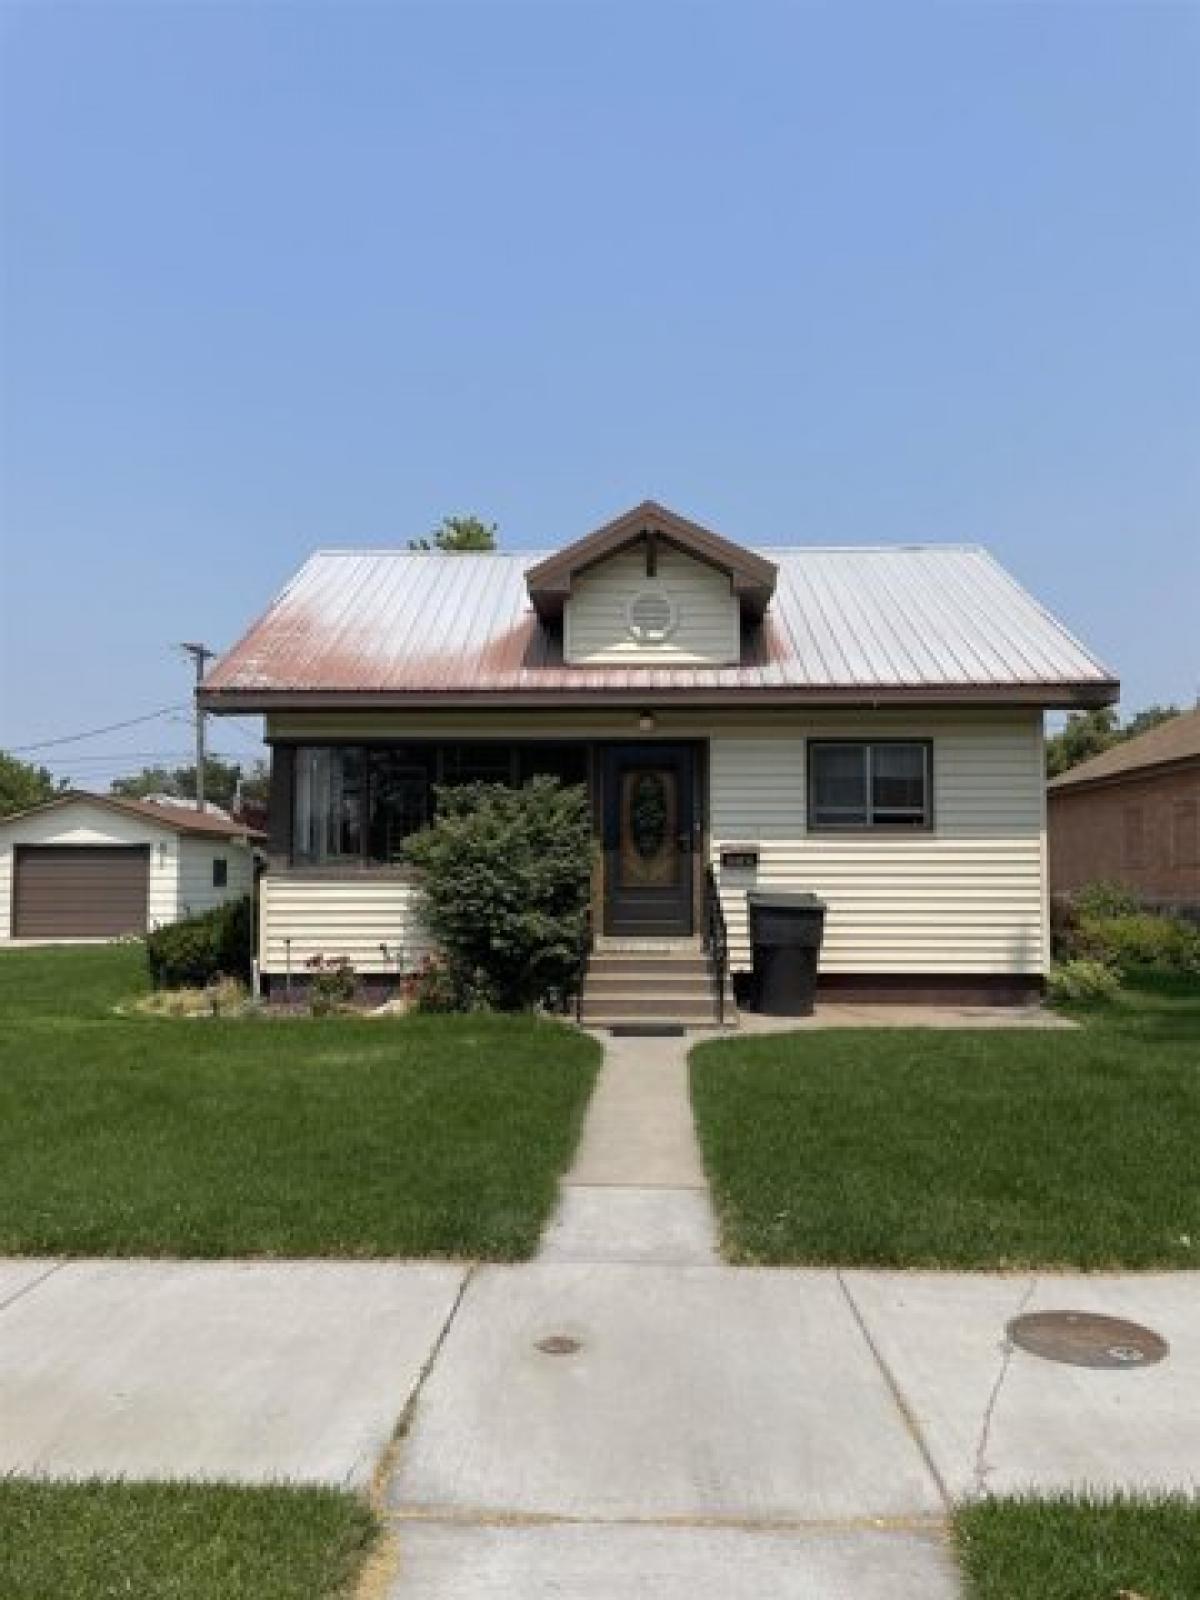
[369,747,435,863]
[293,747,365,861]
[809,742,930,830]
[440,743,515,786]
[516,744,589,787]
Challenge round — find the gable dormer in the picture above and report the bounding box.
[526,501,777,668]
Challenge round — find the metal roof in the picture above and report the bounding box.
[202,544,1117,708]
[1049,708,1200,790]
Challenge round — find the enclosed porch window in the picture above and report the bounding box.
[290,742,589,865]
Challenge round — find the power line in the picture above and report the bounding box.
[219,720,267,751]
[9,704,189,753]
[46,748,254,763]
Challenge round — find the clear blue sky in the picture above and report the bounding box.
[2,1,1197,782]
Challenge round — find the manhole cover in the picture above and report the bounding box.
[535,1334,582,1356]
[1008,1311,1169,1370]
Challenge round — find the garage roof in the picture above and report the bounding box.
[0,791,265,840]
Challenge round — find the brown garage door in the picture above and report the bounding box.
[13,845,150,938]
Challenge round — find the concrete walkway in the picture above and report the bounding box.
[538,1030,719,1265]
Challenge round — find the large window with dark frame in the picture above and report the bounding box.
[807,741,931,830]
[290,742,589,865]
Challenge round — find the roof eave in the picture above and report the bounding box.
[1048,749,1200,794]
[0,789,265,840]
[201,679,1120,715]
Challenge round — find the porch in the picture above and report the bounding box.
[260,734,732,1025]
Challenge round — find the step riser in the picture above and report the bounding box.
[586,960,713,979]
[583,1001,722,1022]
[584,978,716,998]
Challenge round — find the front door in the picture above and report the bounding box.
[602,744,696,937]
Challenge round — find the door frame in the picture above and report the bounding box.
[597,741,705,937]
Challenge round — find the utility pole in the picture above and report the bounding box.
[180,642,216,812]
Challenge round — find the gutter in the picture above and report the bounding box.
[200,681,1121,715]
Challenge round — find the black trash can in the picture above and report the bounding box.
[748,891,828,1016]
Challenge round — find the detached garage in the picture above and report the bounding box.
[1,793,262,942]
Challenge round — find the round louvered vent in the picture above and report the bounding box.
[626,589,677,643]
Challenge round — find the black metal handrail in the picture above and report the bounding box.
[703,865,728,1025]
[575,903,594,1024]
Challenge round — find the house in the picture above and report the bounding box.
[0,792,262,941]
[1048,708,1200,915]
[200,501,1117,1020]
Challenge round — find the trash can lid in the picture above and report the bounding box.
[746,890,827,910]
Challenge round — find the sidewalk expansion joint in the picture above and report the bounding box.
[561,1179,709,1192]
[0,1260,65,1319]
[381,1507,950,1535]
[836,1271,953,1514]
[362,1263,477,1502]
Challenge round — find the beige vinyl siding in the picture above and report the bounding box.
[0,800,178,939]
[710,713,1047,974]
[564,546,739,666]
[259,873,429,975]
[260,707,1046,978]
[177,838,255,920]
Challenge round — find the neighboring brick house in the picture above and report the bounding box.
[1047,709,1200,914]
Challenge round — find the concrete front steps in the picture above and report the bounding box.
[579,947,735,1029]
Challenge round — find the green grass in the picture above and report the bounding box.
[0,1480,377,1600]
[0,943,599,1258]
[955,1493,1200,1600]
[0,938,149,1019]
[691,978,1200,1268]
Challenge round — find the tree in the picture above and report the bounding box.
[1123,704,1181,741]
[408,514,498,553]
[111,757,244,812]
[1045,703,1186,778]
[237,759,270,808]
[1045,709,1120,778]
[0,752,65,817]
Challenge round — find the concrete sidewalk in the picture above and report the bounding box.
[382,1263,1198,1596]
[0,1259,465,1487]
[0,1257,1196,1596]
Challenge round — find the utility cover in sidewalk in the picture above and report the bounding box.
[535,1334,582,1356]
[1008,1310,1169,1369]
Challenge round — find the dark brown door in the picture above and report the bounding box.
[13,845,150,937]
[602,745,695,937]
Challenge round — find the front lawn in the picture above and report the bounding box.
[954,1493,1200,1600]
[0,944,599,1259]
[691,979,1200,1268]
[0,1480,377,1600]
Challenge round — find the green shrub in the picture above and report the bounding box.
[1046,958,1121,1006]
[145,897,252,990]
[405,776,593,1011]
[1073,880,1141,920]
[306,955,357,1017]
[404,955,478,1014]
[1076,912,1200,977]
